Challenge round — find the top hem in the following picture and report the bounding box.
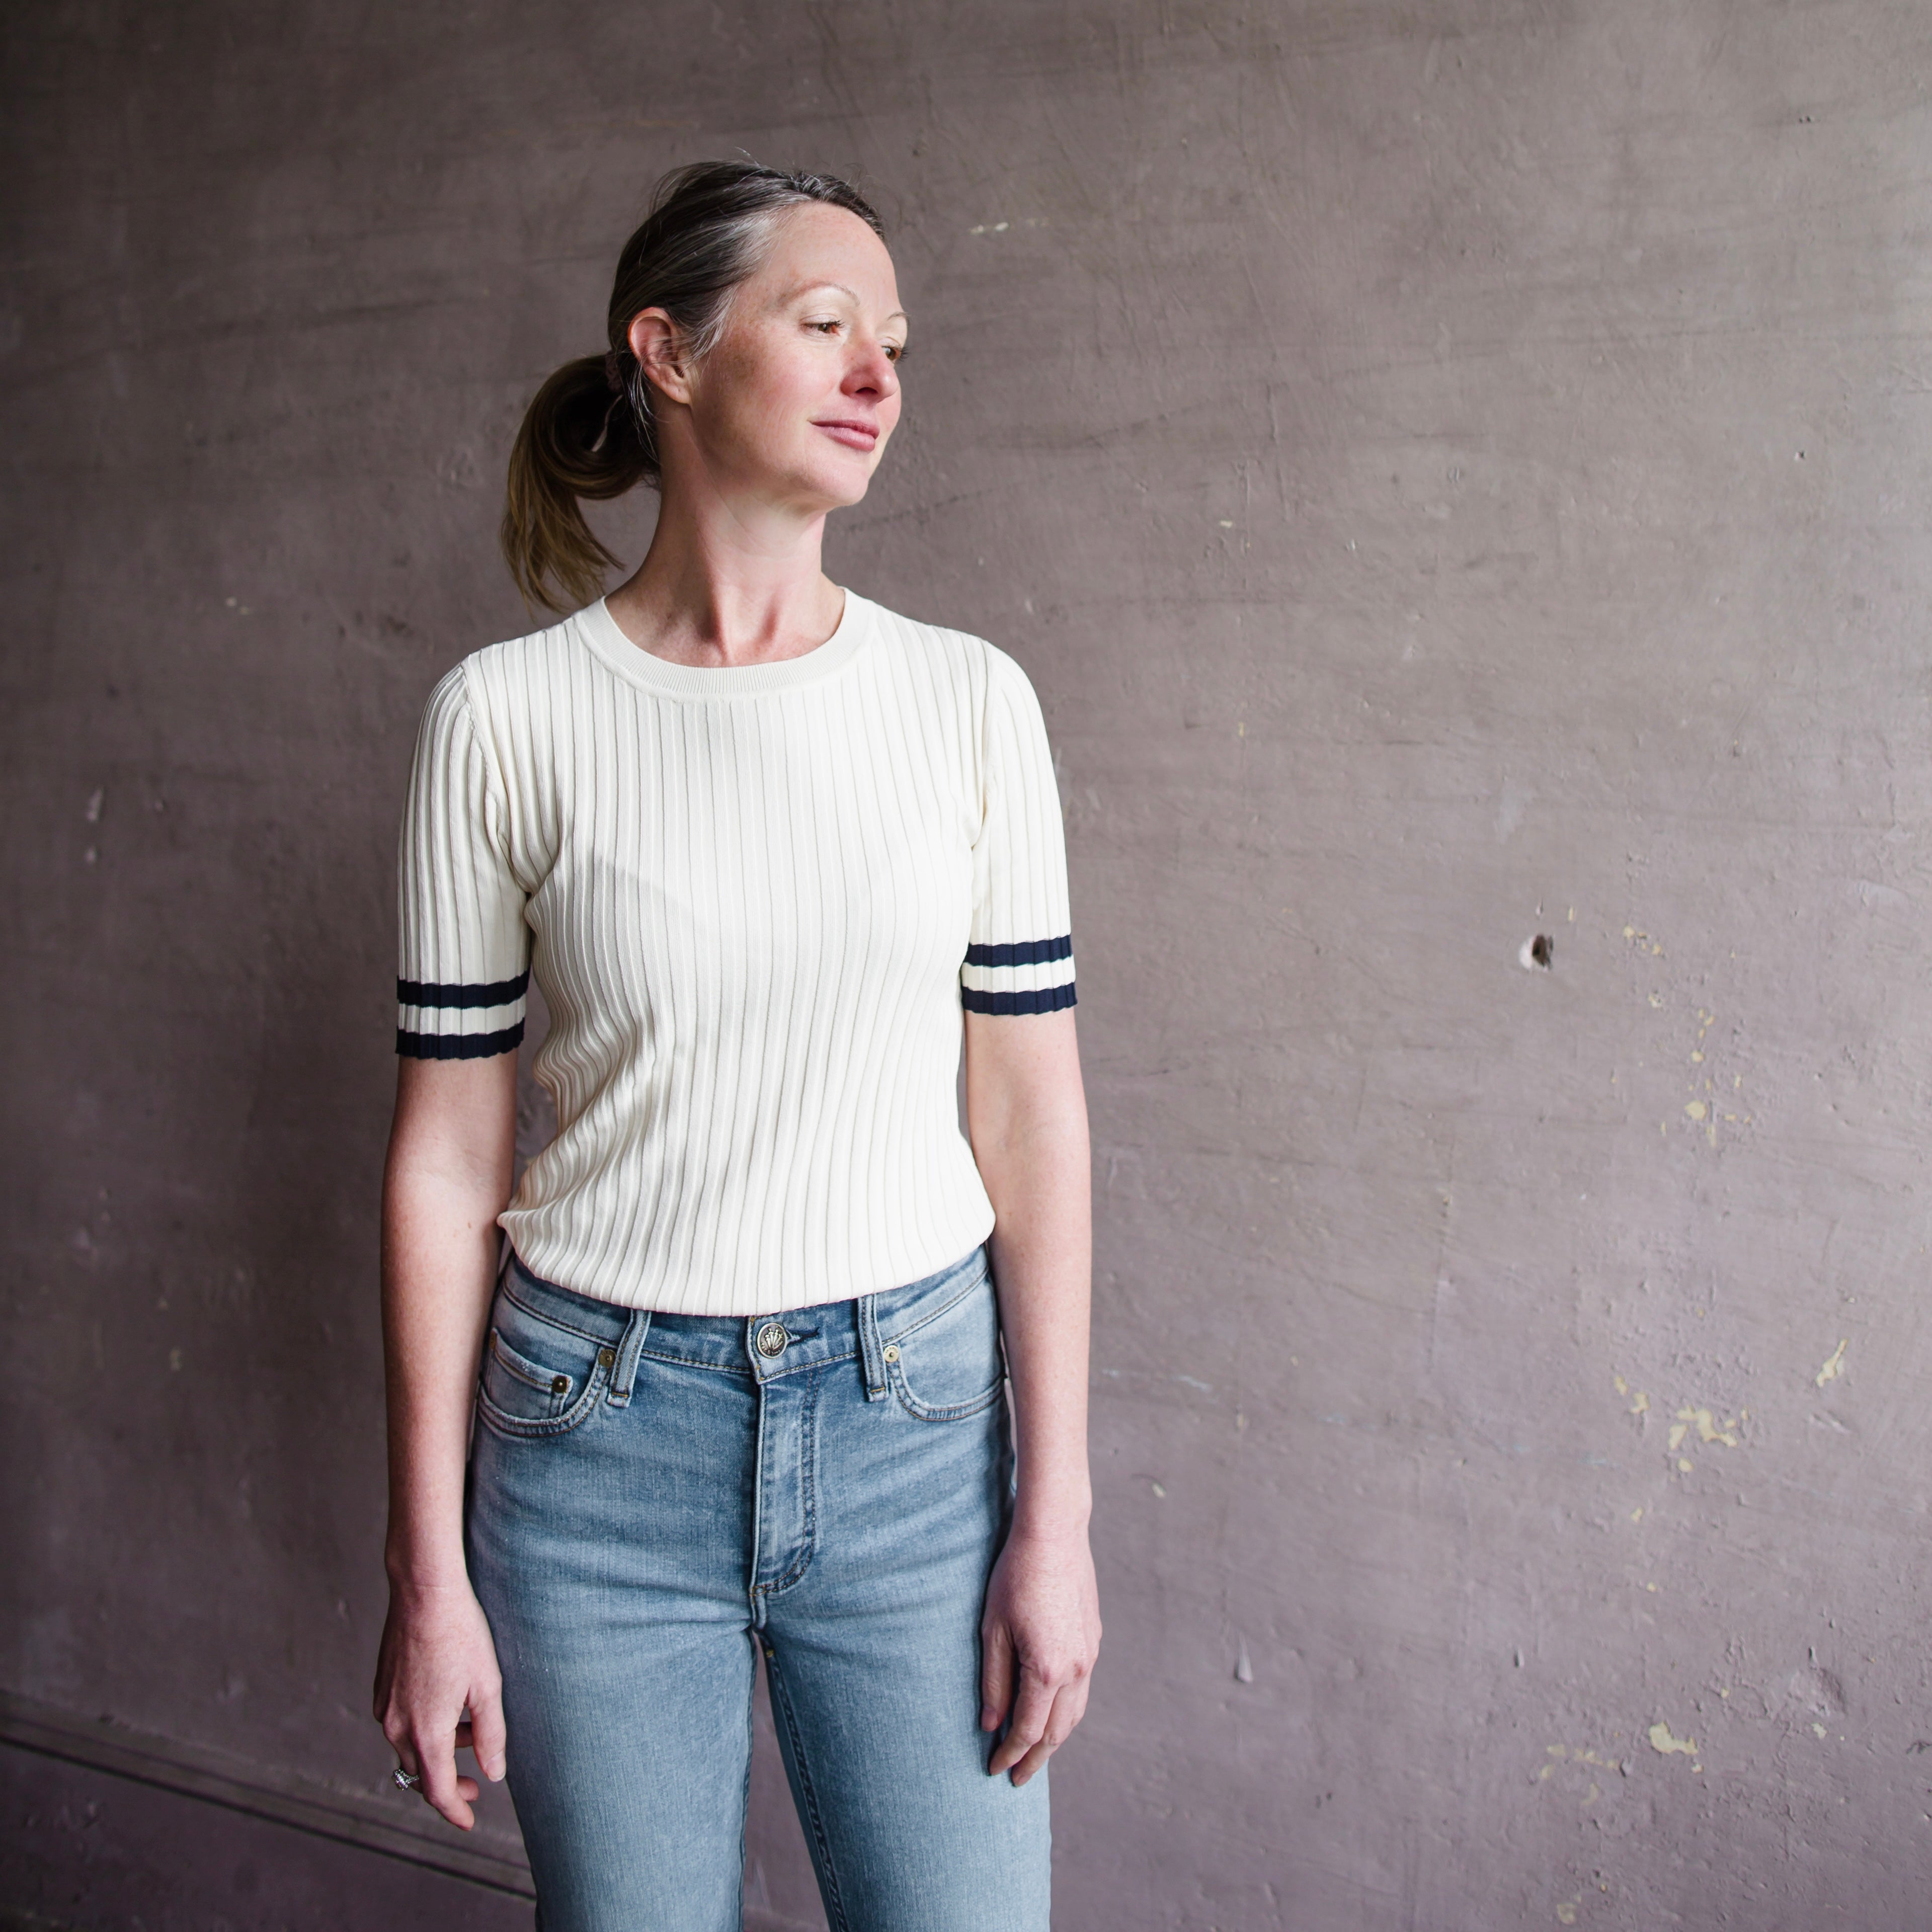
[497,1210,997,1318]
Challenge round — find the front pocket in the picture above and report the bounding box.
[482,1327,578,1420]
[475,1284,614,1439]
[886,1274,1005,1421]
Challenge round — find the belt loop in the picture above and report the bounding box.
[606,1308,652,1408]
[857,1293,888,1401]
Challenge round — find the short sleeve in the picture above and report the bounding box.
[961,647,1077,1015]
[395,666,532,1059]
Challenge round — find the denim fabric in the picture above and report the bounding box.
[465,1245,1052,1932]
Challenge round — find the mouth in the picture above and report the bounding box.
[813,419,879,452]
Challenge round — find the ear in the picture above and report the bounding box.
[628,308,695,408]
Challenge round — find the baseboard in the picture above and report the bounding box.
[0,1689,534,1900]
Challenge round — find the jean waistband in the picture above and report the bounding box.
[500,1245,991,1399]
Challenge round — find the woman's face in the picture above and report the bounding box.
[641,202,906,517]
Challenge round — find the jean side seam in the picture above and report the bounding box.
[765,1648,851,1932]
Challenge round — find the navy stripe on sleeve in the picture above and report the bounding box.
[961,984,1077,1016]
[963,935,1073,969]
[396,1021,526,1060]
[397,970,530,1010]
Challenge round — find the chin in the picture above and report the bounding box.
[792,455,877,513]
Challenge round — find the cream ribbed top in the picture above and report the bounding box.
[395,591,1075,1316]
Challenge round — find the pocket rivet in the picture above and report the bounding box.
[597,1348,615,1368]
[550,1375,569,1395]
[882,1344,900,1363]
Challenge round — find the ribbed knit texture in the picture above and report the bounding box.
[395,592,1075,1316]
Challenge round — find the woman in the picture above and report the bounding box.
[372,162,1099,1932]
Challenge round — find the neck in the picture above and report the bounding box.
[603,468,844,670]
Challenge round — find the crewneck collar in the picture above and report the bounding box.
[575,590,873,700]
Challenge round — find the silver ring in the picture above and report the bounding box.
[392,1766,421,1792]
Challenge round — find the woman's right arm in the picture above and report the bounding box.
[372,1051,519,1830]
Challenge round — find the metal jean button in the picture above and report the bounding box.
[755,1322,789,1358]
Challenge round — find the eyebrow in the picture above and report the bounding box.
[793,281,909,327]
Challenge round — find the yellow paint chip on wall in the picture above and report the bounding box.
[1648,1720,1697,1757]
[1678,1406,1739,1447]
[1816,1339,1848,1387]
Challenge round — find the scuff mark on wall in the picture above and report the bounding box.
[1815,1339,1849,1387]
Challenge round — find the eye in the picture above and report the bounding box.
[807,318,842,336]
[884,343,908,363]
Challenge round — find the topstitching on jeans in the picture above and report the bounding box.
[501,1279,626,1348]
[474,1355,612,1441]
[631,1344,756,1376]
[750,1370,820,1606]
[876,1262,992,1349]
[488,1327,574,1397]
[756,1342,858,1381]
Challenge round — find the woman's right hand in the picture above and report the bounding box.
[373,1577,508,1831]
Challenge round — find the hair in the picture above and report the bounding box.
[500,161,886,613]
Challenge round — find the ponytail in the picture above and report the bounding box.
[500,355,650,613]
[499,161,886,614]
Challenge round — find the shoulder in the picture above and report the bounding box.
[452,608,596,712]
[852,594,1042,710]
[410,608,610,754]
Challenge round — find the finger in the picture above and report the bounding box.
[1008,1678,1092,1787]
[980,1618,1016,1733]
[411,1726,476,1832]
[467,1682,509,1783]
[1008,1736,1054,1788]
[988,1669,1055,1778]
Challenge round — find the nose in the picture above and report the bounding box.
[842,338,900,401]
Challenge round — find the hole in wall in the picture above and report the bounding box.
[1520,933,1555,970]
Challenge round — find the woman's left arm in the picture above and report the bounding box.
[967,1004,1102,1786]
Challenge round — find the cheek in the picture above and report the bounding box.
[701,338,815,448]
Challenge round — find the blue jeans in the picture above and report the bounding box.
[465,1245,1052,1931]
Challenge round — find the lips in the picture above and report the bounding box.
[814,419,879,451]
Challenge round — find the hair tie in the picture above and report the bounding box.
[604,348,628,394]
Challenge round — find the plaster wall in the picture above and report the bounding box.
[6,2,1932,1926]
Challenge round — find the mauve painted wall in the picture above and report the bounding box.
[7,2,1932,1926]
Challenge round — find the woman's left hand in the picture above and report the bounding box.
[980,1522,1102,1786]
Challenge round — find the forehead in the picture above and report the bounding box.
[754,201,901,309]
